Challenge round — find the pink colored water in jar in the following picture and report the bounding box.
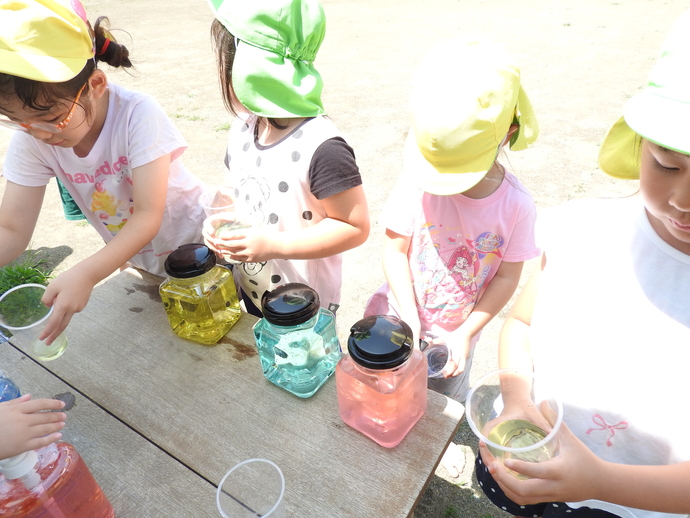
[335,315,428,448]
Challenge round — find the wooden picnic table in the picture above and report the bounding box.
[2,268,465,517]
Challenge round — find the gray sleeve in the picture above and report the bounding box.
[308,137,362,200]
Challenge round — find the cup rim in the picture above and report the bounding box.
[466,368,564,453]
[0,283,53,331]
[424,343,449,378]
[216,458,285,518]
[199,189,234,211]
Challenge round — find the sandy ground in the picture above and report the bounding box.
[1,0,689,516]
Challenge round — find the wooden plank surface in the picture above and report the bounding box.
[0,346,219,517]
[24,268,465,518]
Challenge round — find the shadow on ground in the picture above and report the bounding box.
[415,420,512,518]
[19,246,75,274]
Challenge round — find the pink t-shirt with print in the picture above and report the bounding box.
[365,170,540,332]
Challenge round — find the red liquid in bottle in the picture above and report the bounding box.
[0,443,114,518]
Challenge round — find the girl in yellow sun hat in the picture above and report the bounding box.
[478,9,690,518]
[0,0,205,345]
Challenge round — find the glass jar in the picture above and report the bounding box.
[159,244,241,345]
[335,315,428,448]
[253,283,341,398]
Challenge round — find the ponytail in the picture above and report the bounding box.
[93,17,132,69]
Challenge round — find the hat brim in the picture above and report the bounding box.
[232,41,326,118]
[624,90,690,156]
[0,49,87,82]
[403,130,491,195]
[510,86,539,151]
[598,116,641,179]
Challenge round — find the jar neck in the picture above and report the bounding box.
[168,267,218,285]
[349,355,410,375]
[265,312,319,330]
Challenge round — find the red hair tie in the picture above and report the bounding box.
[97,38,111,56]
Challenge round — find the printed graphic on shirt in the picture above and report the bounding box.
[413,223,503,327]
[67,156,134,237]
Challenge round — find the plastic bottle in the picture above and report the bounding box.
[335,315,428,447]
[0,442,114,517]
[0,371,20,402]
[159,243,242,345]
[253,283,341,398]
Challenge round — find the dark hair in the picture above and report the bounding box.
[210,19,287,130]
[0,16,132,119]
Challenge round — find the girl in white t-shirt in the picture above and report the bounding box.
[0,0,205,344]
[202,0,370,316]
[478,10,690,518]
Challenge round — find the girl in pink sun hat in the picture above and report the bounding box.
[478,9,690,518]
[0,0,205,345]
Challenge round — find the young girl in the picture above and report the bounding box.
[203,0,370,316]
[478,10,690,518]
[364,39,541,478]
[365,39,541,403]
[0,0,206,344]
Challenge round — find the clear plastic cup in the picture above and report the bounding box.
[203,212,254,264]
[199,186,235,217]
[0,284,68,361]
[216,458,285,518]
[423,342,450,378]
[466,368,562,478]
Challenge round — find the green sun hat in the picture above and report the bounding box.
[207,0,326,118]
[599,9,690,179]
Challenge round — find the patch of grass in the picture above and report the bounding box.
[444,506,460,517]
[215,122,232,132]
[0,254,53,295]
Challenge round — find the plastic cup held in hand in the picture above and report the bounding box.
[0,284,68,361]
[216,458,285,518]
[421,335,450,379]
[466,368,562,478]
[204,212,254,264]
[199,186,235,217]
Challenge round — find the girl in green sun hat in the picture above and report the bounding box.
[477,9,690,518]
[203,0,370,316]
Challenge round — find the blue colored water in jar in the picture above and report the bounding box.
[0,371,20,402]
[253,283,341,398]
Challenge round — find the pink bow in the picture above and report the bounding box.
[586,414,628,447]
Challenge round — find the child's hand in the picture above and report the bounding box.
[41,269,96,345]
[207,227,274,263]
[480,411,604,505]
[0,395,66,460]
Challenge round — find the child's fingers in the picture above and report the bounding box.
[2,394,32,406]
[29,420,66,439]
[26,431,63,451]
[20,398,66,413]
[28,411,67,427]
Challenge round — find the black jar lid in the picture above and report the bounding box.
[347,315,413,370]
[164,243,216,278]
[261,283,320,327]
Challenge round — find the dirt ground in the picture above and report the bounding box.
[1,0,689,516]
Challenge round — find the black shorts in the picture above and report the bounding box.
[475,455,620,518]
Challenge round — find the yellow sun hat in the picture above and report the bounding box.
[599,9,690,179]
[0,0,94,83]
[405,39,539,195]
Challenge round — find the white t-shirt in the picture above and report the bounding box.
[532,197,690,518]
[224,115,358,310]
[3,83,205,276]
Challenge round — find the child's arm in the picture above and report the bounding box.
[0,395,66,460]
[213,185,369,262]
[382,229,421,343]
[0,181,46,266]
[39,154,171,344]
[442,259,524,377]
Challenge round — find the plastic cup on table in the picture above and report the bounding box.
[0,284,68,361]
[216,458,285,518]
[466,368,563,479]
[199,186,235,217]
